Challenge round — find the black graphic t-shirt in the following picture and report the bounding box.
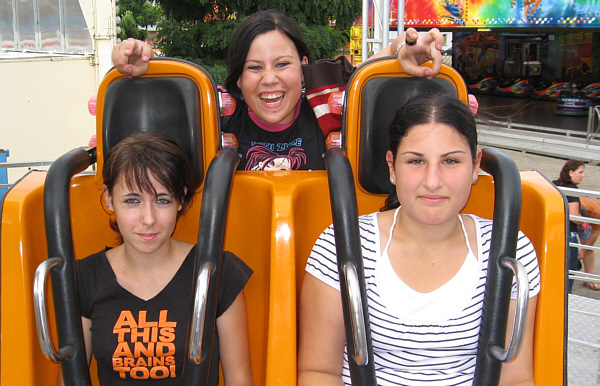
[223,98,327,171]
[76,246,252,385]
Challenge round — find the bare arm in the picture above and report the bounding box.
[111,38,154,77]
[370,28,444,80]
[498,296,538,386]
[56,317,93,386]
[217,291,254,386]
[569,201,585,225]
[297,274,346,386]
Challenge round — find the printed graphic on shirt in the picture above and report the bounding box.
[112,310,177,380]
[246,143,307,171]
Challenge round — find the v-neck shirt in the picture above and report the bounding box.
[77,245,252,385]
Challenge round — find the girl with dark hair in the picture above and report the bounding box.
[58,132,254,385]
[299,93,540,385]
[553,159,586,293]
[111,10,445,171]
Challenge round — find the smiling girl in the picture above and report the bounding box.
[112,10,446,171]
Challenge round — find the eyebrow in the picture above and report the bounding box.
[400,150,467,157]
[245,55,295,64]
[121,192,141,197]
[120,191,171,198]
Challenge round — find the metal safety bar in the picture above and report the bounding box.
[35,147,96,386]
[182,147,240,385]
[325,147,377,385]
[33,257,75,362]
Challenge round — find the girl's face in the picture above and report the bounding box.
[570,165,585,185]
[237,29,308,125]
[386,122,482,225]
[104,173,182,256]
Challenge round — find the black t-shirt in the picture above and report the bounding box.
[564,184,581,232]
[556,182,581,232]
[223,98,327,171]
[76,246,252,385]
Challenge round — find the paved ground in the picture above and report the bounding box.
[568,294,600,386]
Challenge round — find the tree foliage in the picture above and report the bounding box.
[150,0,361,83]
[117,0,162,41]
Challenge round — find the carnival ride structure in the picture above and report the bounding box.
[0,56,567,385]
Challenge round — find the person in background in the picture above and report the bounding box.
[58,132,254,385]
[111,10,445,170]
[553,159,586,293]
[298,92,539,385]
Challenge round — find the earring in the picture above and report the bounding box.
[472,176,478,184]
[391,177,396,185]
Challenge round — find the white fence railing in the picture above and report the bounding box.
[556,185,600,386]
[558,185,600,286]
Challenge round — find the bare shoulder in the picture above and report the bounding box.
[460,214,479,257]
[377,209,396,230]
[376,209,396,247]
[460,213,476,229]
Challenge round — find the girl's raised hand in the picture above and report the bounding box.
[398,28,444,80]
[111,38,154,78]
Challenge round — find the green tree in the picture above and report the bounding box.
[153,0,359,84]
[117,0,163,42]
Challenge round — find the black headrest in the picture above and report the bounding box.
[358,77,459,195]
[102,76,204,185]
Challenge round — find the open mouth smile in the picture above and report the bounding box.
[260,92,285,106]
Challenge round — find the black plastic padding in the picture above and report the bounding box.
[44,147,97,386]
[473,147,522,385]
[540,171,570,385]
[182,147,240,385]
[102,76,204,186]
[358,77,458,195]
[325,147,377,386]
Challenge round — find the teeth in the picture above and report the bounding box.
[260,93,284,104]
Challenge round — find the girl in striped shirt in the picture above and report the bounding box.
[298,92,539,386]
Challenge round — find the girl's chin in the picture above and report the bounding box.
[255,112,294,125]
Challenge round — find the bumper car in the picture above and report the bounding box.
[581,82,600,102]
[555,90,592,116]
[532,81,573,100]
[468,76,500,94]
[493,78,535,97]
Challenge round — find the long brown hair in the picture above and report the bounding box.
[553,159,585,187]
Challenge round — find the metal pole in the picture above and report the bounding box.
[362,0,369,62]
[397,0,404,34]
[382,0,390,49]
[0,149,8,197]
